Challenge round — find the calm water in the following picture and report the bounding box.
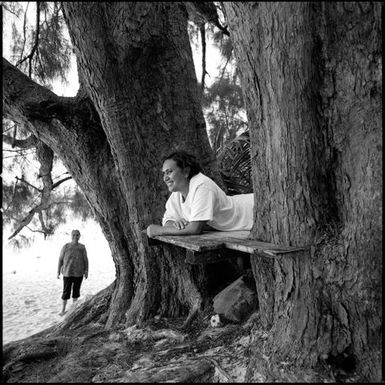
[3,219,116,344]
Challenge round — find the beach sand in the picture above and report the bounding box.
[3,219,116,344]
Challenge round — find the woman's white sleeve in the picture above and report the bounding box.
[189,187,215,221]
[162,196,180,225]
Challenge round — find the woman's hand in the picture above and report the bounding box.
[147,220,206,237]
[173,219,189,230]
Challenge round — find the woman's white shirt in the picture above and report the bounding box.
[162,172,254,231]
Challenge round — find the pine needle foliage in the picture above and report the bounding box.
[2,182,34,226]
[203,76,248,152]
[8,1,72,87]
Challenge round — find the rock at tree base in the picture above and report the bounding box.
[213,273,258,323]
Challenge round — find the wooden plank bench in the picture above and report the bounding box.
[144,230,307,264]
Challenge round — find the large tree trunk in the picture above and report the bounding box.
[223,1,382,381]
[3,2,221,330]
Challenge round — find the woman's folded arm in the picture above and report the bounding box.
[147,220,207,237]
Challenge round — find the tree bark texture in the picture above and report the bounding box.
[223,1,382,381]
[3,2,220,329]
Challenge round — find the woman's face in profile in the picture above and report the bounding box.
[162,159,189,193]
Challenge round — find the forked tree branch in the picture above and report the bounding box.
[15,176,42,192]
[8,140,55,240]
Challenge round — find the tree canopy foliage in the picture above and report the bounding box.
[7,1,71,85]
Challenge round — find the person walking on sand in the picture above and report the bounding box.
[57,229,88,316]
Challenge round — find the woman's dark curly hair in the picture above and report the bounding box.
[163,150,202,179]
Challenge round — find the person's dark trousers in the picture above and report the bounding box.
[62,276,83,300]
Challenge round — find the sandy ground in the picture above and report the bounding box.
[3,219,116,344]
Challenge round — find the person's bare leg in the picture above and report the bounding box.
[71,297,79,310]
[59,300,67,316]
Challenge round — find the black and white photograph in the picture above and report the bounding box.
[2,2,382,383]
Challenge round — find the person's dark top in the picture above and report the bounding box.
[58,243,88,277]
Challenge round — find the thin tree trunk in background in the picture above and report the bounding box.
[223,1,382,381]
